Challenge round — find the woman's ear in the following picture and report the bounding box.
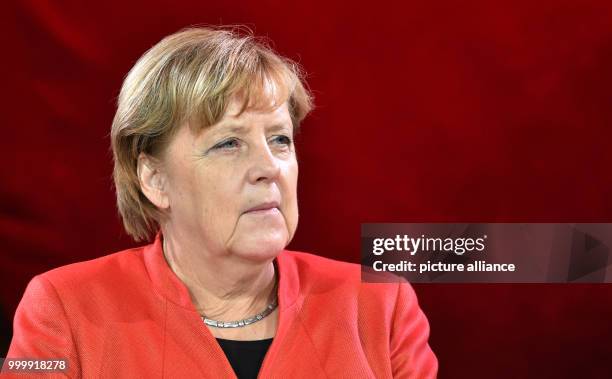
[137,153,169,210]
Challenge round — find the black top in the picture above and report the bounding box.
[216,338,274,379]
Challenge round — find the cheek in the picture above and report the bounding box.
[193,169,241,227]
[167,163,199,215]
[171,163,240,236]
[283,161,299,230]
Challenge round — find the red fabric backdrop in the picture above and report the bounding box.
[3,1,612,377]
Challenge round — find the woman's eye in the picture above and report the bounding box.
[271,135,292,146]
[213,138,240,150]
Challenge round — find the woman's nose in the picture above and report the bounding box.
[247,141,281,183]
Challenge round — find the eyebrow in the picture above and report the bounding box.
[211,122,292,136]
[267,123,292,133]
[224,124,249,134]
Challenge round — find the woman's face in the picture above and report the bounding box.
[160,99,298,262]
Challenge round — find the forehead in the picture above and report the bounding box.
[216,98,292,129]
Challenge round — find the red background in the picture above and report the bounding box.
[3,1,612,377]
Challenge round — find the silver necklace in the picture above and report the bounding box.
[202,298,278,328]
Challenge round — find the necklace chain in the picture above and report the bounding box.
[202,298,278,328]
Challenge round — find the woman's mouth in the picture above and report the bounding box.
[246,207,280,215]
[244,201,281,214]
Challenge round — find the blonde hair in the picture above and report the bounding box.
[111,27,313,241]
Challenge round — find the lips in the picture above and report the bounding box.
[245,201,280,213]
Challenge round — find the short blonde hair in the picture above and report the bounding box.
[111,27,313,241]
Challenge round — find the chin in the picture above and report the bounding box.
[230,231,288,262]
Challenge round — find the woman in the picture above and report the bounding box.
[6,27,437,378]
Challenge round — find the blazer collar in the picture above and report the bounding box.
[143,231,300,313]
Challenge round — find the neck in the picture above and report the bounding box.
[161,230,278,321]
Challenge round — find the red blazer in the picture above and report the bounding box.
[6,234,438,378]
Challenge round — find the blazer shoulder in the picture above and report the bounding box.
[281,251,412,329]
[281,250,362,282]
[280,250,401,298]
[282,250,400,288]
[38,246,147,291]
